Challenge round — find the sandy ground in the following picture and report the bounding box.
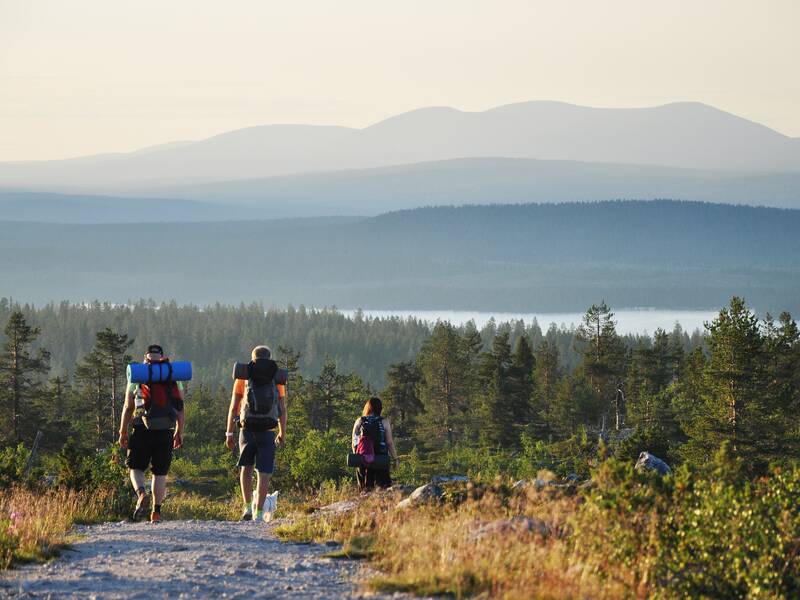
[0,520,404,599]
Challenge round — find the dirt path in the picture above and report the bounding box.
[0,520,400,599]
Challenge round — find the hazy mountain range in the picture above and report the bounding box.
[1,101,799,221]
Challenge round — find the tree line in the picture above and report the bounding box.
[2,296,795,474]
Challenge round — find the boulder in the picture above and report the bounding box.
[395,482,444,509]
[318,499,359,514]
[431,475,469,484]
[386,484,416,496]
[635,451,672,476]
[472,516,550,539]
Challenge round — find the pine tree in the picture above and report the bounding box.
[75,349,109,447]
[677,298,775,469]
[306,358,350,433]
[576,302,626,430]
[382,361,422,436]
[532,341,560,438]
[0,311,50,443]
[94,328,134,436]
[415,322,476,449]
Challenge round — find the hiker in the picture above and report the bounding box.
[225,345,287,522]
[118,344,185,523]
[351,397,398,490]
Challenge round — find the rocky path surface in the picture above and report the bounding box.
[0,520,400,599]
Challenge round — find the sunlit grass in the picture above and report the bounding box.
[161,492,239,521]
[276,482,627,599]
[0,486,123,568]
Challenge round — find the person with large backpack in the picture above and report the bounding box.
[118,344,185,523]
[225,345,287,522]
[351,397,398,490]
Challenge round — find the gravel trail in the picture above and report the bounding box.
[0,520,400,599]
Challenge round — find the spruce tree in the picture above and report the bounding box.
[477,332,514,447]
[510,335,535,429]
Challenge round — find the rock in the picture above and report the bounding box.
[472,516,550,539]
[431,475,469,484]
[395,482,444,509]
[635,451,672,476]
[386,484,416,496]
[318,499,358,513]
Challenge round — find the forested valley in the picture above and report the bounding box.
[0,296,794,479]
[3,296,800,596]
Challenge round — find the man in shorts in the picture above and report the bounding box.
[119,344,185,523]
[225,345,287,522]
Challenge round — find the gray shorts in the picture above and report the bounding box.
[237,428,276,474]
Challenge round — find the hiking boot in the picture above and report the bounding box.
[132,492,150,522]
[240,510,253,522]
[150,511,162,524]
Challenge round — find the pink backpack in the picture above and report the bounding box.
[356,432,375,464]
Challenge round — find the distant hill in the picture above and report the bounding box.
[137,157,800,215]
[1,201,797,314]
[0,191,236,223]
[4,157,799,224]
[1,101,798,193]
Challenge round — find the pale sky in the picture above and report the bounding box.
[1,0,798,161]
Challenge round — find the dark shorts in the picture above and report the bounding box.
[237,428,276,474]
[126,426,174,476]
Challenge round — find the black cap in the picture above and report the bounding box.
[147,344,164,355]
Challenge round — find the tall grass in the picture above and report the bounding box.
[276,481,626,599]
[0,486,124,568]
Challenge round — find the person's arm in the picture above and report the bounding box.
[174,408,185,448]
[384,418,398,461]
[352,418,361,452]
[118,383,135,448]
[276,393,287,446]
[173,382,185,448]
[225,381,242,449]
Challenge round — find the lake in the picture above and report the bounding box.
[339,309,717,336]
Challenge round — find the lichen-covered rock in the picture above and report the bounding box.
[395,482,444,509]
[431,475,469,484]
[472,516,550,539]
[318,499,358,513]
[635,451,672,475]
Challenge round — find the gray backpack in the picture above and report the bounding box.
[235,359,287,432]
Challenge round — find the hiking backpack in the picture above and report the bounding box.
[135,377,180,430]
[356,415,387,460]
[241,358,287,432]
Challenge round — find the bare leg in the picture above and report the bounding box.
[129,469,146,493]
[240,465,254,505]
[255,472,271,511]
[152,475,167,505]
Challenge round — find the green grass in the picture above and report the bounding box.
[322,535,376,559]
